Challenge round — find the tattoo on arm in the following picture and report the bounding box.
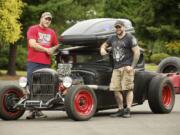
[131,46,140,68]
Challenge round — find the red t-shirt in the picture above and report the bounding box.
[27,25,58,64]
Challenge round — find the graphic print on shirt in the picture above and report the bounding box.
[112,40,125,62]
[37,32,51,45]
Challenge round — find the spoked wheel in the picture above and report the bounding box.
[0,85,25,120]
[65,86,97,121]
[148,76,175,113]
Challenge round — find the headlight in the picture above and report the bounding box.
[62,76,72,88]
[19,77,27,88]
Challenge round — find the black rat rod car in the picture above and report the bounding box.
[0,18,178,121]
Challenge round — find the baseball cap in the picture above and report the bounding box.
[41,12,52,19]
[114,20,125,27]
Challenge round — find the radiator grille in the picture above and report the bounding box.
[30,72,58,102]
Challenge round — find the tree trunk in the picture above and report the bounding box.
[7,44,17,76]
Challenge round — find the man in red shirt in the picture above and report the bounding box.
[26,12,59,119]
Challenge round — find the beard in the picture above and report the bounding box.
[116,30,123,36]
[117,29,126,37]
[40,21,50,28]
[42,23,50,28]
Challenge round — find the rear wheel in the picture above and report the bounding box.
[157,57,180,73]
[0,85,25,120]
[148,76,175,113]
[65,86,97,121]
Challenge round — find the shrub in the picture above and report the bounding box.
[16,46,27,70]
[166,40,180,56]
[0,45,27,70]
[138,40,167,63]
[150,53,170,65]
[151,40,167,54]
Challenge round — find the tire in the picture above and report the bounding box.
[0,85,25,120]
[65,86,97,121]
[148,75,175,113]
[134,71,157,103]
[157,57,180,73]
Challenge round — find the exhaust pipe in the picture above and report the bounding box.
[86,85,109,91]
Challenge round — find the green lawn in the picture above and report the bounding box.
[0,70,27,76]
[0,70,27,80]
[145,63,158,71]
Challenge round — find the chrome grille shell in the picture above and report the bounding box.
[30,68,59,102]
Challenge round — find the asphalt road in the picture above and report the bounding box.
[0,81,180,135]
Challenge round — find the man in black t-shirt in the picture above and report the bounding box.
[100,20,140,118]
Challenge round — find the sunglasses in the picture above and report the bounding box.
[115,25,123,29]
[45,17,52,21]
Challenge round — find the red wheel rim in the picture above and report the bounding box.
[162,85,172,108]
[74,90,94,116]
[2,89,23,116]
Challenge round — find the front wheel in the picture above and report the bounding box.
[65,86,97,121]
[148,76,175,113]
[0,85,25,120]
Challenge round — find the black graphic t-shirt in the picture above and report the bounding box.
[106,33,137,69]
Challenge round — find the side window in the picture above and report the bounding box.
[87,20,115,34]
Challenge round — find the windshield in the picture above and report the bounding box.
[74,51,111,64]
[58,51,111,66]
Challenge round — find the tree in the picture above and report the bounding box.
[135,0,180,41]
[0,0,23,46]
[0,0,105,73]
[104,0,180,55]
[135,0,180,54]
[21,0,104,34]
[104,0,141,21]
[0,0,24,75]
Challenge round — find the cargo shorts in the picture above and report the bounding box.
[109,66,135,91]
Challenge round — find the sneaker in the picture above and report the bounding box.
[35,111,47,118]
[110,109,124,117]
[26,111,36,119]
[123,108,131,118]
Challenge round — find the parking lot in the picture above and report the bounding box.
[0,81,180,135]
